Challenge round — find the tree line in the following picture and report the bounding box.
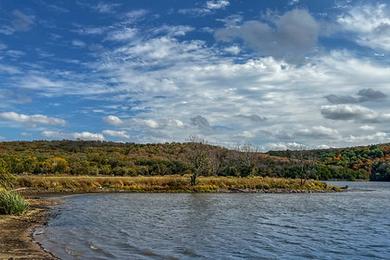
[0,140,389,182]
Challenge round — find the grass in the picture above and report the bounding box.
[15,175,341,193]
[0,189,29,215]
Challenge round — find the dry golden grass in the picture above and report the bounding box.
[15,175,340,193]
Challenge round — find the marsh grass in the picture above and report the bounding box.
[16,175,339,193]
[0,189,29,215]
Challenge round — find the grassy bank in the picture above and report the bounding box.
[15,175,341,193]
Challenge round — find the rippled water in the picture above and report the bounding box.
[36,182,390,259]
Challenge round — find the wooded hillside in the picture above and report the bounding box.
[0,141,389,181]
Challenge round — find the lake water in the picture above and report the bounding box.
[36,182,390,259]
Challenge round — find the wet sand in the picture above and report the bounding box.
[0,198,58,259]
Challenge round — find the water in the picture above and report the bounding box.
[36,182,390,259]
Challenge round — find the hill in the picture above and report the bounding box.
[0,140,389,181]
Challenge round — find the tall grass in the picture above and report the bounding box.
[0,189,29,215]
[16,175,340,193]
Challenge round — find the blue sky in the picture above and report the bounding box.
[1,0,390,150]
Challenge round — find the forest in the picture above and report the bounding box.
[0,140,389,181]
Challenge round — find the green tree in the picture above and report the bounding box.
[44,157,69,174]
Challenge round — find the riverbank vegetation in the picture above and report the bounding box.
[15,175,339,193]
[1,159,29,215]
[0,189,29,215]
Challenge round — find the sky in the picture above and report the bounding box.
[0,0,390,150]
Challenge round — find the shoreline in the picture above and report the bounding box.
[0,197,59,259]
[1,177,345,259]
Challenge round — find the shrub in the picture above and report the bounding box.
[0,159,14,188]
[0,190,29,215]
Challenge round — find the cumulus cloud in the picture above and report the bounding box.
[104,115,124,126]
[357,88,387,101]
[296,126,340,139]
[42,130,105,141]
[102,130,129,139]
[214,9,319,60]
[4,5,390,149]
[347,132,390,144]
[0,112,65,126]
[144,119,159,129]
[320,104,382,122]
[224,45,241,55]
[103,115,183,130]
[325,88,387,104]
[266,142,306,151]
[360,125,375,131]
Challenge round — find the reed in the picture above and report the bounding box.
[0,189,29,215]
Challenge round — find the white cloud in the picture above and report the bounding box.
[206,0,230,10]
[347,132,390,144]
[102,130,129,139]
[4,7,390,149]
[152,25,194,37]
[144,119,159,129]
[0,112,65,126]
[42,130,105,141]
[178,0,229,16]
[297,126,340,139]
[90,28,390,147]
[105,28,137,41]
[224,45,240,55]
[73,26,107,35]
[104,115,124,126]
[266,142,306,151]
[360,125,375,131]
[337,3,390,51]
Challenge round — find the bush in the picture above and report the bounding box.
[0,159,14,188]
[0,190,29,215]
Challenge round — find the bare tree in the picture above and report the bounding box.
[209,148,226,176]
[187,136,210,186]
[295,144,316,186]
[238,144,259,176]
